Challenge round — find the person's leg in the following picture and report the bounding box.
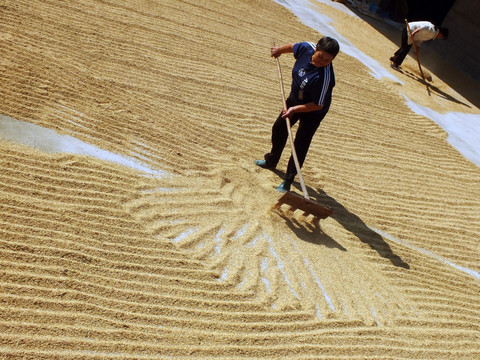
[262,111,288,167]
[257,100,300,168]
[391,27,411,66]
[284,115,322,184]
[264,114,301,164]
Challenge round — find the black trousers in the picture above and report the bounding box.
[392,27,412,66]
[264,99,324,183]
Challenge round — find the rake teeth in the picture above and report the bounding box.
[275,191,333,219]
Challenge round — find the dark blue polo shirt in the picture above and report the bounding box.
[289,42,335,115]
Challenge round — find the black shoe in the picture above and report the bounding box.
[254,159,275,169]
[389,56,399,69]
[275,180,291,193]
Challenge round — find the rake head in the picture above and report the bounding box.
[275,191,333,219]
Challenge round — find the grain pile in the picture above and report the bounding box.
[1,0,479,358]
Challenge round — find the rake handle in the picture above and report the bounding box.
[274,55,310,200]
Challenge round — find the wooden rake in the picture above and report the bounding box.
[273,55,333,219]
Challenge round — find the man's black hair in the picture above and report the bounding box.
[316,36,340,57]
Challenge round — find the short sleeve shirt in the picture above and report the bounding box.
[408,21,439,46]
[289,41,335,115]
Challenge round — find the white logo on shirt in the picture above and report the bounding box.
[298,68,306,77]
[298,78,308,100]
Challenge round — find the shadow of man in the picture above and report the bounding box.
[310,187,410,269]
[393,66,471,107]
[274,207,347,252]
[271,168,410,269]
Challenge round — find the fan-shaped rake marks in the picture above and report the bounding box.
[127,182,311,310]
[124,177,422,324]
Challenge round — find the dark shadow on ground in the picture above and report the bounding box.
[392,65,472,107]
[270,167,410,269]
[273,207,347,251]
[309,187,409,268]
